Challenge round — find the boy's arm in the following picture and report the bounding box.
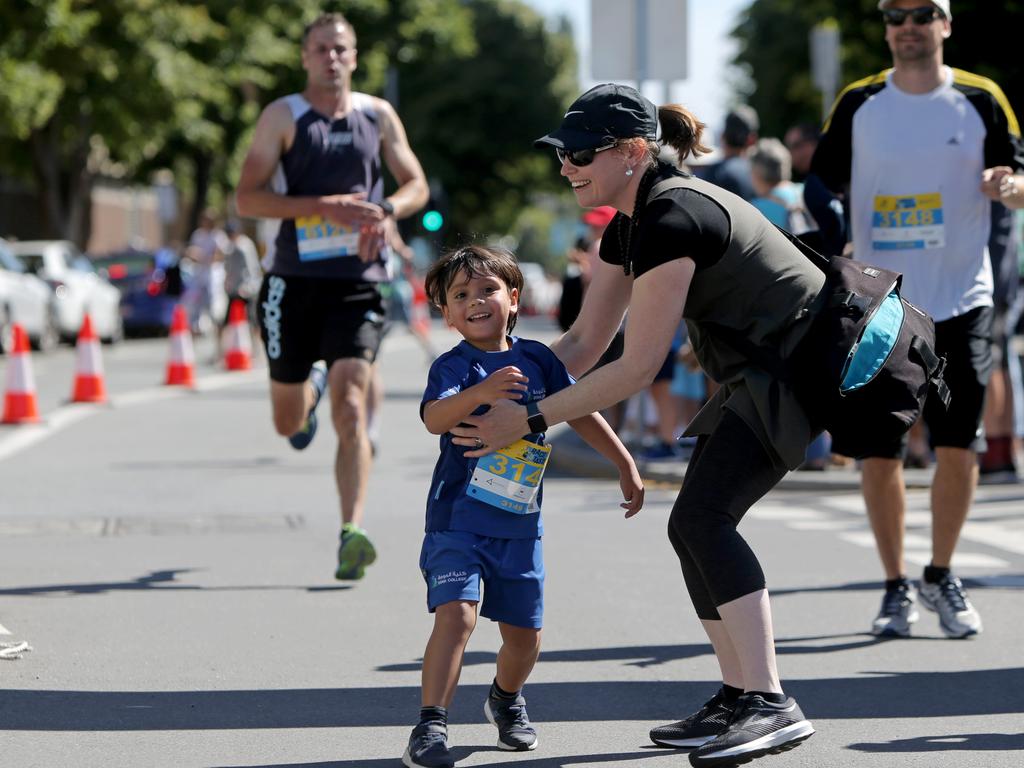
[567,412,644,517]
[423,365,529,435]
[423,389,487,435]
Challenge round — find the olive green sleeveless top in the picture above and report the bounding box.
[646,176,827,469]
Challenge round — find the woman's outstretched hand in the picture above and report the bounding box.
[450,398,530,457]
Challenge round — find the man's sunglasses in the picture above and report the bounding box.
[882,6,943,26]
[556,143,618,167]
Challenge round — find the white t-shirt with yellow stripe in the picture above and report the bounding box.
[814,67,1023,321]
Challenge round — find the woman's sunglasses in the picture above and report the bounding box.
[882,6,943,26]
[556,142,618,167]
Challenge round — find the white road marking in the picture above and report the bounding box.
[0,622,11,635]
[755,498,1017,569]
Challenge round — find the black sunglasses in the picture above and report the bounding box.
[556,142,618,167]
[882,6,943,25]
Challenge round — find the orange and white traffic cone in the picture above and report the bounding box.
[2,324,41,424]
[409,272,432,337]
[223,300,252,371]
[165,305,196,387]
[71,313,107,403]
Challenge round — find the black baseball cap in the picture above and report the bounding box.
[535,83,658,152]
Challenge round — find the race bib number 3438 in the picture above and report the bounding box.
[467,439,551,515]
[871,192,945,251]
[295,215,360,261]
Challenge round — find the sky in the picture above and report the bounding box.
[521,0,752,144]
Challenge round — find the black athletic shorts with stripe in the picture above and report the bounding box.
[257,274,386,384]
[861,305,993,458]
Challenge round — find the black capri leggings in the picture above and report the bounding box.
[668,408,789,620]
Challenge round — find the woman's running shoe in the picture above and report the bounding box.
[649,687,737,748]
[688,694,813,766]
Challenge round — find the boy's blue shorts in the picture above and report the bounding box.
[419,530,544,629]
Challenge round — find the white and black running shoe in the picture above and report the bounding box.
[918,573,982,638]
[650,687,737,748]
[402,721,454,768]
[484,693,538,751]
[688,694,814,767]
[871,581,919,637]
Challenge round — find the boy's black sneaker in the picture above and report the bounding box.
[689,694,814,767]
[402,721,454,768]
[649,687,737,748]
[484,693,538,751]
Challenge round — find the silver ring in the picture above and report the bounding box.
[474,437,484,449]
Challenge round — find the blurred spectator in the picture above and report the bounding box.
[185,208,228,336]
[980,202,1022,479]
[784,123,820,182]
[558,206,615,330]
[749,138,812,233]
[220,220,263,356]
[704,106,759,201]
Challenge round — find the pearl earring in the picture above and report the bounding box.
[625,168,634,177]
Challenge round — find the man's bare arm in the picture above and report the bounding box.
[376,98,429,217]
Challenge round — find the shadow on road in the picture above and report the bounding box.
[377,633,897,673]
[848,732,1024,753]
[0,569,351,596]
[209,750,679,768]
[3,670,1022,731]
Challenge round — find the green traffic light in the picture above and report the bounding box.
[422,210,444,232]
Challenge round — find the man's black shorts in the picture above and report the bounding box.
[862,305,994,459]
[257,274,386,384]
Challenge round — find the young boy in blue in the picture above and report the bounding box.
[402,245,644,768]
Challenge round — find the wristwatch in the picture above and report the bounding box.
[526,400,548,434]
[379,199,395,217]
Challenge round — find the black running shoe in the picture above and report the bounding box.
[484,693,538,751]
[402,721,454,768]
[650,687,737,748]
[689,694,814,767]
[288,361,327,450]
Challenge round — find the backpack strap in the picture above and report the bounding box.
[910,336,951,409]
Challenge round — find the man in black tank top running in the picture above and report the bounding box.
[236,12,428,581]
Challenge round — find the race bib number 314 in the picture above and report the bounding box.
[295,215,360,261]
[467,439,551,515]
[871,193,945,251]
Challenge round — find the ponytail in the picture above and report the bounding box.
[657,104,711,162]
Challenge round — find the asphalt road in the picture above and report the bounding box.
[1,318,1022,768]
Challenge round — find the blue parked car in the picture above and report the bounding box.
[91,248,187,335]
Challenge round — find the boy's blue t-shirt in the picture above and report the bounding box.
[420,336,574,539]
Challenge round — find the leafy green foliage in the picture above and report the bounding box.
[0,0,578,248]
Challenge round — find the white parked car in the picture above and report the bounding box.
[0,237,58,352]
[8,240,123,343]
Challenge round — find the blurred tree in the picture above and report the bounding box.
[731,0,1024,139]
[0,0,576,248]
[0,0,228,243]
[395,0,578,241]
